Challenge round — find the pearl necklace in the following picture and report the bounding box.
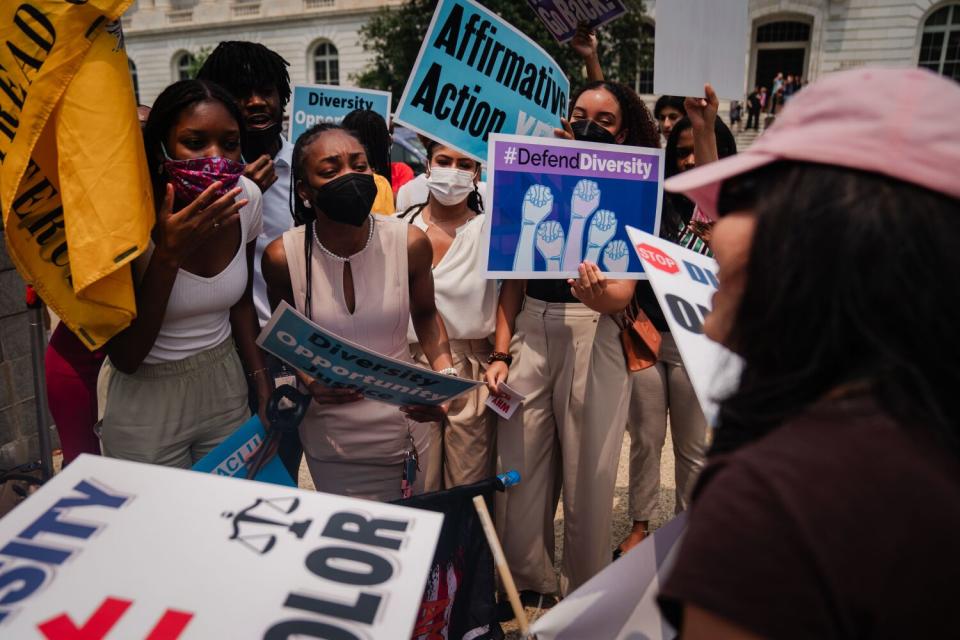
[313,216,375,263]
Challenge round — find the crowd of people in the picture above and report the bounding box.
[41,25,960,640]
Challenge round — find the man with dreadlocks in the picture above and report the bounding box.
[197,42,302,480]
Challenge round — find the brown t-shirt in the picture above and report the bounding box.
[658,396,960,639]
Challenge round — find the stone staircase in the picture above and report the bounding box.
[734,127,762,150]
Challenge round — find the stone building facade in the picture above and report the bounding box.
[123,0,404,106]
[124,0,960,107]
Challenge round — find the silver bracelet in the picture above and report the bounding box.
[437,367,458,377]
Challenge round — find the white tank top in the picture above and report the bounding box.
[283,214,428,464]
[404,213,497,343]
[141,176,262,364]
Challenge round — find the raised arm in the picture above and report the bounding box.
[571,24,604,82]
[685,83,720,168]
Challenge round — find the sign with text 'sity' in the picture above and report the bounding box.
[258,301,479,406]
[288,84,391,143]
[395,0,570,162]
[527,0,627,44]
[0,455,442,639]
[626,227,743,425]
[484,134,663,279]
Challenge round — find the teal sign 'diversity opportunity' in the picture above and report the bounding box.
[288,84,392,143]
[257,302,479,407]
[394,0,570,161]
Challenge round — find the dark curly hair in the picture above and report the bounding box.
[197,41,291,108]
[569,81,660,148]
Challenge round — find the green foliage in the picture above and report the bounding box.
[356,0,651,109]
[186,46,213,79]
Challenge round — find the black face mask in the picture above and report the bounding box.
[241,121,281,161]
[309,172,377,227]
[571,119,618,145]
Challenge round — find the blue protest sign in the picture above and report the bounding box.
[288,84,392,143]
[526,0,628,44]
[192,416,295,486]
[483,134,663,279]
[258,302,479,406]
[394,0,570,162]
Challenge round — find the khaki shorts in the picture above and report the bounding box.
[100,338,250,468]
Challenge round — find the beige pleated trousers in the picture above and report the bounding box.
[413,338,496,491]
[495,297,629,596]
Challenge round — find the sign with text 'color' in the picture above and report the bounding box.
[0,455,442,638]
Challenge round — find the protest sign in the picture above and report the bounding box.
[258,301,479,406]
[192,416,295,487]
[395,0,570,162]
[527,0,627,43]
[289,84,392,143]
[653,0,749,100]
[483,134,663,279]
[484,383,525,420]
[0,455,442,638]
[531,513,685,639]
[626,228,742,424]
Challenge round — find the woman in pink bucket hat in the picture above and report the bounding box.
[656,67,960,638]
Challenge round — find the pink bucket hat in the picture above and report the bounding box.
[664,67,960,220]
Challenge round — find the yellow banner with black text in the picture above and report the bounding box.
[0,0,153,349]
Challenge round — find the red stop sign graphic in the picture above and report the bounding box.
[636,243,679,274]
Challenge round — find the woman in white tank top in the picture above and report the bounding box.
[262,124,455,501]
[102,80,271,468]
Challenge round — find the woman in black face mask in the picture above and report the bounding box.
[262,123,455,501]
[487,79,661,604]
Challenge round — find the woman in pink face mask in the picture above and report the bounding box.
[101,79,271,469]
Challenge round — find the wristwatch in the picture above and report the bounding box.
[487,351,513,366]
[438,367,458,377]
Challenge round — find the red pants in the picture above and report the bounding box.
[45,323,104,465]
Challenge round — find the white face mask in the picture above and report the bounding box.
[426,167,476,206]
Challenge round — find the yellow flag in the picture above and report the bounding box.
[0,1,153,349]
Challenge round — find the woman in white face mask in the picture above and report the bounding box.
[399,142,498,490]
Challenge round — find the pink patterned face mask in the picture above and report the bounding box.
[162,148,245,205]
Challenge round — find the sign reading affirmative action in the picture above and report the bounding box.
[527,0,627,44]
[484,134,663,279]
[0,455,442,638]
[289,84,392,143]
[258,301,479,406]
[395,0,570,161]
[626,228,742,425]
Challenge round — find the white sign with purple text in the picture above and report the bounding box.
[626,227,742,425]
[484,134,663,279]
